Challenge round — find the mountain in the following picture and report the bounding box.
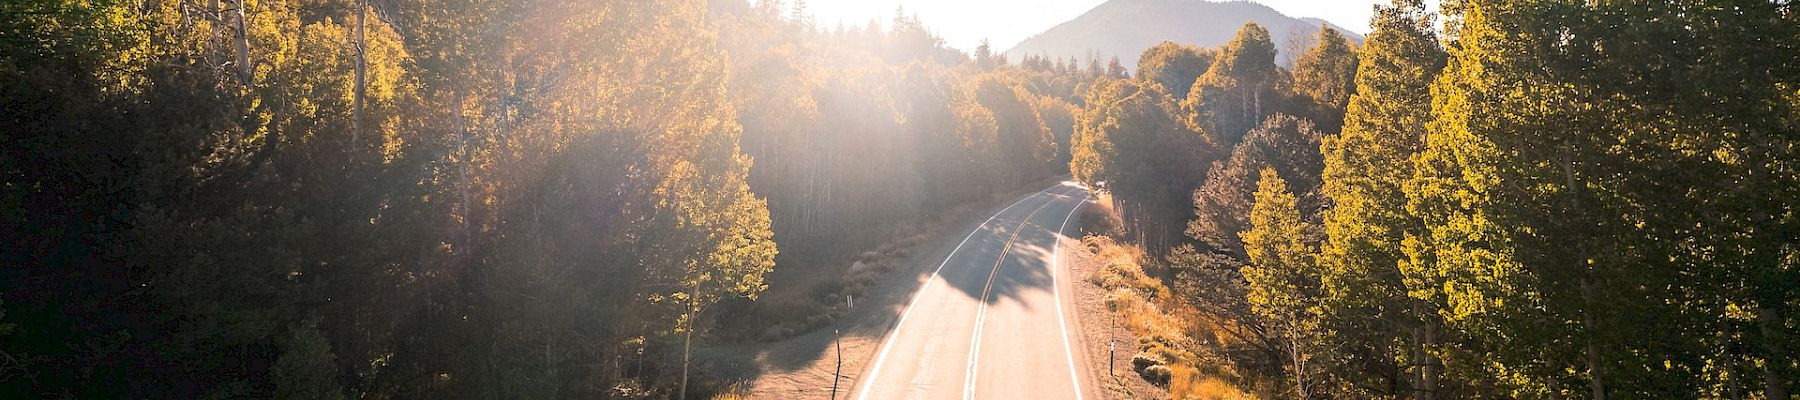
[1006,0,1364,69]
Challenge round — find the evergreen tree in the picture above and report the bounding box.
[1189,114,1325,260]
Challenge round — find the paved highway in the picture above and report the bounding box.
[853,182,1095,400]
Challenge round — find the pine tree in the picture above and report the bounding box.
[975,39,995,70]
[1188,114,1324,261]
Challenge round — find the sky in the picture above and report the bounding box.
[794,0,1395,52]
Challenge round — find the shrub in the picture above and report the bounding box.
[1141,364,1173,387]
[1131,351,1166,372]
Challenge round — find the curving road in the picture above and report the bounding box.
[852,182,1096,400]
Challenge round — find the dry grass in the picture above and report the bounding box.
[709,382,752,400]
[1169,364,1253,400]
[1083,234,1256,399]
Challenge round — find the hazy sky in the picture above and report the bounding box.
[796,0,1399,52]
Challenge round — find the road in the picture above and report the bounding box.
[852,182,1095,400]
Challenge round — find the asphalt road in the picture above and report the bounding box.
[852,182,1095,400]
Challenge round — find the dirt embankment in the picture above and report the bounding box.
[1067,194,1170,399]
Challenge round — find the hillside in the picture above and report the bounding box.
[1006,0,1363,68]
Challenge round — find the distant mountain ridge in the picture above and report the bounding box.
[1006,0,1364,69]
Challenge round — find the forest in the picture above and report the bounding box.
[0,0,1115,397]
[4,0,1798,398]
[1069,0,1800,398]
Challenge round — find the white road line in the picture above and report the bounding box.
[855,185,1059,400]
[1051,189,1091,400]
[962,192,1064,400]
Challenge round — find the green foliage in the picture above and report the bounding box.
[1183,22,1281,143]
[1188,114,1325,260]
[1242,169,1317,329]
[713,7,1086,298]
[1314,0,1447,396]
[3,0,792,397]
[1071,79,1215,250]
[1289,26,1359,133]
[1241,168,1324,399]
[273,324,346,400]
[1135,41,1215,101]
[1404,0,1800,397]
[1109,1,1800,398]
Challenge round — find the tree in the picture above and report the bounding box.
[1183,22,1281,144]
[975,39,998,70]
[1401,1,1800,397]
[1188,114,1325,260]
[970,73,1056,185]
[1106,56,1129,79]
[1136,41,1215,100]
[1289,26,1358,134]
[1241,168,1324,400]
[1071,79,1214,250]
[1315,0,1447,397]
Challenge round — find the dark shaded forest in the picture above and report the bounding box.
[0,0,1108,397]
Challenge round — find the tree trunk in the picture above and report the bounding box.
[352,0,366,143]
[679,281,700,400]
[1584,277,1612,400]
[455,92,472,248]
[1564,135,1606,400]
[1758,307,1789,400]
[1413,300,1438,400]
[231,0,252,84]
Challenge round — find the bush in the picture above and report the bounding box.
[1131,351,1166,372]
[1141,364,1173,387]
[1080,202,1122,238]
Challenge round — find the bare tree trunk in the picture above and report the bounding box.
[352,0,367,143]
[1291,332,1309,400]
[1582,291,1607,400]
[230,0,252,84]
[1253,84,1263,128]
[1412,300,1438,400]
[678,281,700,400]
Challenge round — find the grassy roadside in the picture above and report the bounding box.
[1075,193,1256,400]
